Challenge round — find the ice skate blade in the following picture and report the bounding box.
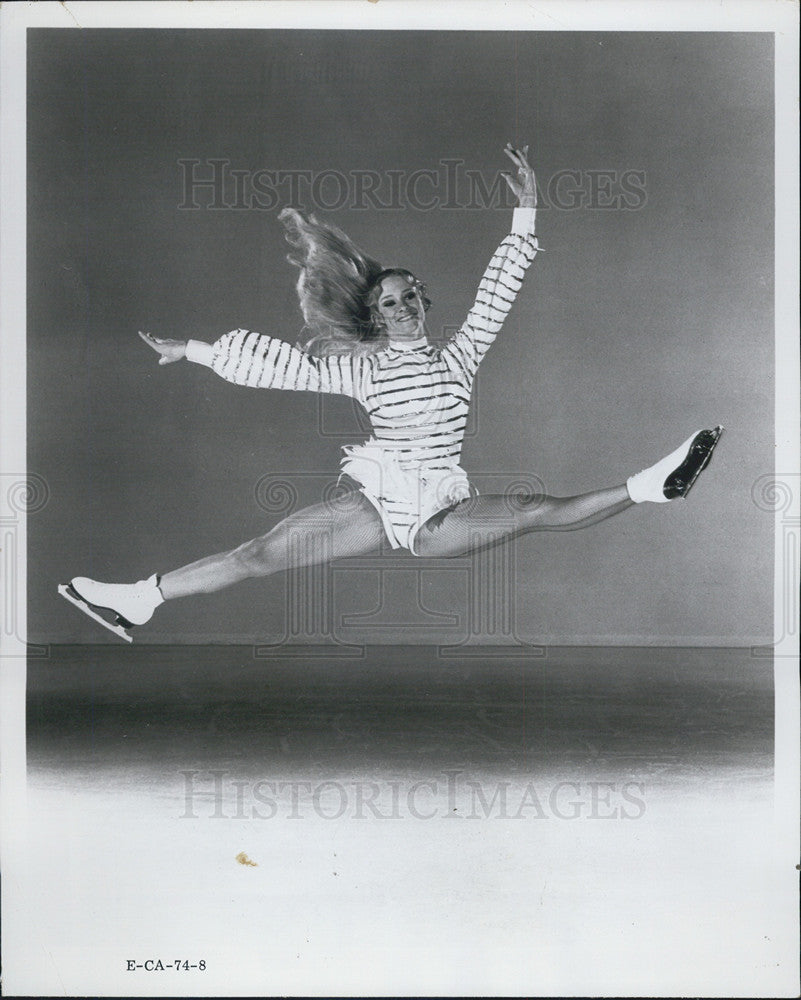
[663,426,723,500]
[58,584,133,643]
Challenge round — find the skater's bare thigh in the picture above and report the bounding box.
[158,489,386,599]
[414,495,525,558]
[235,488,386,571]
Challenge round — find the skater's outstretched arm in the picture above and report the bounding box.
[441,144,540,379]
[138,329,365,399]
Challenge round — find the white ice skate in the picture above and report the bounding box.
[58,574,164,643]
[627,426,723,503]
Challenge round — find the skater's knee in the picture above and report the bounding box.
[511,492,563,524]
[230,535,275,577]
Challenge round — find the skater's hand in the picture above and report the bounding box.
[138,331,186,365]
[502,143,537,209]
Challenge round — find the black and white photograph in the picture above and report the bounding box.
[1,1,798,996]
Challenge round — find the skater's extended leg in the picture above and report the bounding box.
[416,426,723,558]
[415,485,632,557]
[160,491,384,599]
[64,491,385,633]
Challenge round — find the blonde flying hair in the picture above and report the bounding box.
[279,208,431,357]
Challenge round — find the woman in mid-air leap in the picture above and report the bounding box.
[60,145,722,641]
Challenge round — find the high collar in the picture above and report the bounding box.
[387,336,429,352]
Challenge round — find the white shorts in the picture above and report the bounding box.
[340,441,473,555]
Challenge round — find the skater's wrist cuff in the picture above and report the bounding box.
[512,206,537,235]
[185,340,214,366]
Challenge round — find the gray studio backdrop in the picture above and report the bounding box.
[27,30,773,644]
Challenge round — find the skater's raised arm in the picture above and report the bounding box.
[139,329,364,399]
[441,144,539,379]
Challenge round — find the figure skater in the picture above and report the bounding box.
[59,144,722,641]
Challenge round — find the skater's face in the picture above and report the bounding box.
[375,274,426,341]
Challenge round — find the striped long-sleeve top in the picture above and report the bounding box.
[186,208,539,472]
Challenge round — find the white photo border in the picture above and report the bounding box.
[1,2,798,997]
